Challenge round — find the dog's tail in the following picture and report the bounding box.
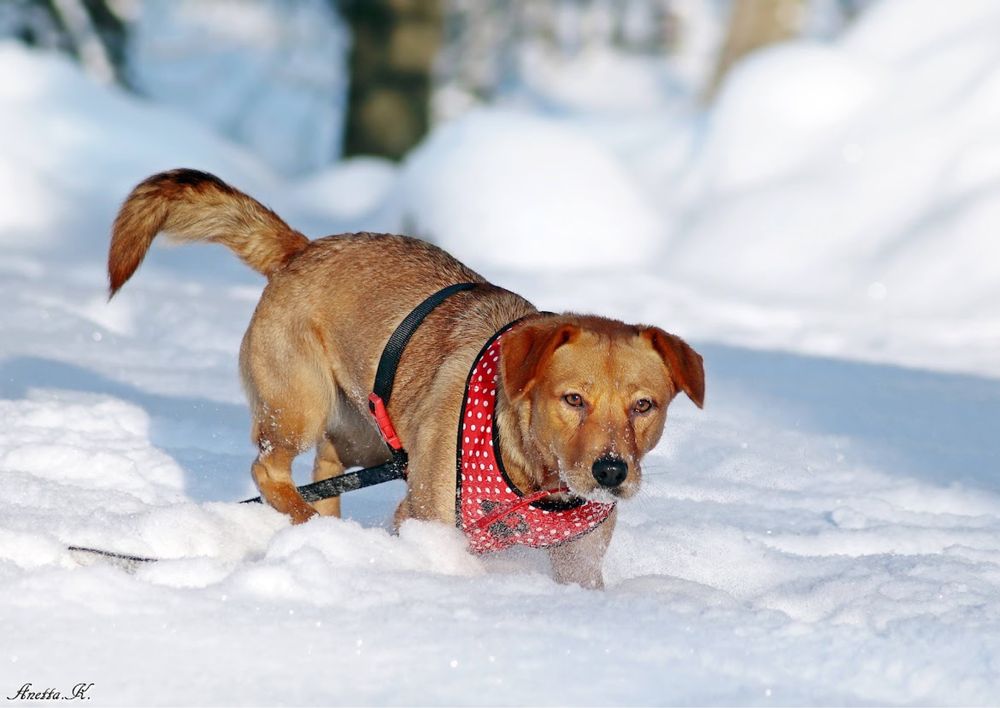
[108,169,310,296]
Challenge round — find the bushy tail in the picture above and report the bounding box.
[108,169,310,296]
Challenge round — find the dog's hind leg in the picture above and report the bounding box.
[242,323,332,524]
[248,386,328,524]
[251,444,315,524]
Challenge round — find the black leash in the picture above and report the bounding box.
[239,460,405,504]
[68,545,158,567]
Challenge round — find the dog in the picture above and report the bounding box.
[108,169,704,588]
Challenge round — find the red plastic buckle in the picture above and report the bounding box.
[368,393,403,451]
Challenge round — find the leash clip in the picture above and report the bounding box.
[368,393,403,451]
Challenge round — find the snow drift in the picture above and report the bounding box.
[667,0,1000,321]
[400,109,663,270]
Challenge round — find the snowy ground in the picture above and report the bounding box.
[3,1,1000,704]
[4,256,1000,705]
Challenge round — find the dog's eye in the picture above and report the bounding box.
[633,399,654,414]
[563,393,585,408]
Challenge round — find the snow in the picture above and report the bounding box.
[400,109,663,270]
[513,45,688,114]
[698,43,882,191]
[3,1,1000,703]
[841,0,1000,64]
[0,41,275,259]
[288,157,402,235]
[128,0,348,176]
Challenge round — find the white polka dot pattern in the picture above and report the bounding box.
[458,334,615,553]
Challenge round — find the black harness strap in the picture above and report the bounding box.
[243,282,480,505]
[373,282,478,406]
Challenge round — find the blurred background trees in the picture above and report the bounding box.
[0,0,128,84]
[0,0,872,172]
[706,0,803,98]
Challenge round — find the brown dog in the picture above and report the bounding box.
[108,169,704,588]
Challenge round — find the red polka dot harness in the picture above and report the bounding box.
[456,327,616,554]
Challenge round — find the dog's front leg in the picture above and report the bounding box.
[547,508,617,589]
[394,397,466,530]
[311,435,344,518]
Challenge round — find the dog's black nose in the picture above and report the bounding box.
[592,456,628,488]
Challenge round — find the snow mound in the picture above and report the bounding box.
[515,46,686,114]
[666,1,1000,320]
[0,392,286,568]
[287,156,402,235]
[400,109,663,271]
[0,41,273,259]
[842,0,1000,64]
[0,391,184,506]
[701,43,880,192]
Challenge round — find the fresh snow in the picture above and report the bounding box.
[128,0,349,176]
[3,0,1000,704]
[400,109,663,270]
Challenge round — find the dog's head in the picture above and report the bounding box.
[499,315,704,500]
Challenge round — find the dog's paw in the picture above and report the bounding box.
[289,506,318,525]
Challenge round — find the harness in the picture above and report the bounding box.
[362,283,614,553]
[455,328,615,552]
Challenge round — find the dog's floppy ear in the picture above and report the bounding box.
[642,327,705,408]
[500,321,580,400]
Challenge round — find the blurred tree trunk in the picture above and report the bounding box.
[705,0,803,101]
[337,0,443,161]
